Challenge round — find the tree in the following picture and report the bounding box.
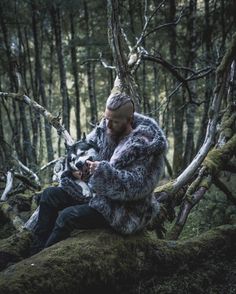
[0,1,235,292]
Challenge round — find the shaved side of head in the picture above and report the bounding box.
[106,93,134,118]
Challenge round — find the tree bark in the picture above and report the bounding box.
[84,1,98,126]
[17,24,35,167]
[183,0,197,169]
[196,0,214,151]
[0,6,22,160]
[24,27,39,162]
[70,12,81,139]
[107,0,141,111]
[32,0,54,163]
[169,0,184,176]
[51,4,70,132]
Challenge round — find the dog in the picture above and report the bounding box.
[24,138,99,231]
[53,138,99,200]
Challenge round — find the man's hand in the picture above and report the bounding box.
[86,160,100,174]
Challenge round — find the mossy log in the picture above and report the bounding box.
[0,225,235,294]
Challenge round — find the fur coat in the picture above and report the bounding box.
[87,112,168,234]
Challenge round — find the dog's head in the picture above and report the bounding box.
[67,139,99,171]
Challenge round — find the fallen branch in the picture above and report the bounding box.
[0,171,13,201]
[23,206,39,231]
[0,72,74,147]
[14,174,41,191]
[0,202,24,231]
[38,158,63,173]
[12,157,41,187]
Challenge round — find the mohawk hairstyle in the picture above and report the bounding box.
[106,92,135,112]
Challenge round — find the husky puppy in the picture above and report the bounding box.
[54,138,98,201]
[24,138,99,231]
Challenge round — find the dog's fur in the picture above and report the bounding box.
[54,139,98,202]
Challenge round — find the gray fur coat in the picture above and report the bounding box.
[87,112,167,234]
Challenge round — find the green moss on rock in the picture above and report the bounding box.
[0,225,235,294]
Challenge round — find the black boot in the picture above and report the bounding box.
[45,227,70,248]
[29,202,58,256]
[29,234,47,256]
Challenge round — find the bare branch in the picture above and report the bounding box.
[0,171,14,201]
[80,55,116,70]
[167,186,208,240]
[80,58,100,65]
[186,67,214,81]
[14,173,41,191]
[39,158,63,172]
[13,157,40,186]
[143,7,186,40]
[0,72,75,146]
[133,0,167,50]
[121,28,132,52]
[99,53,116,69]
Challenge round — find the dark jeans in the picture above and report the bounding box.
[32,186,109,251]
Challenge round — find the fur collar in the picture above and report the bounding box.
[96,112,167,167]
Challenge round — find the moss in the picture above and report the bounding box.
[203,134,236,174]
[0,230,33,271]
[199,175,212,189]
[203,149,225,174]
[0,225,235,293]
[216,32,236,76]
[135,256,236,294]
[0,219,16,240]
[154,181,174,194]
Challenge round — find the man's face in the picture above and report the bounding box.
[104,108,130,138]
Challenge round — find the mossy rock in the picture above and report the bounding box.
[0,230,33,271]
[0,225,235,293]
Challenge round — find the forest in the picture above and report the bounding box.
[0,0,236,293]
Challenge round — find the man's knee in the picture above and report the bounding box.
[40,187,59,205]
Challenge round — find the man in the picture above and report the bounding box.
[30,92,167,254]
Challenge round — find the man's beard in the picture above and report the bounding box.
[106,128,126,144]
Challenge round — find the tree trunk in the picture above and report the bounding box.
[220,0,226,53]
[169,0,184,176]
[32,1,54,163]
[153,62,159,122]
[0,6,22,160]
[47,29,54,113]
[142,60,151,114]
[0,104,8,169]
[107,0,141,111]
[24,27,39,162]
[196,0,213,150]
[70,12,81,139]
[51,4,70,132]
[183,0,197,169]
[84,1,98,126]
[17,24,35,167]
